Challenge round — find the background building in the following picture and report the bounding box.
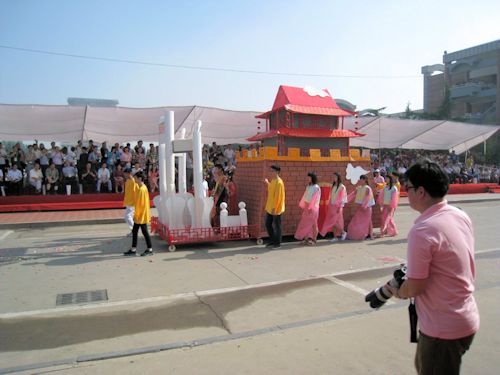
[422,39,500,124]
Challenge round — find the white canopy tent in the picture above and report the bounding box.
[344,117,499,155]
[0,104,498,153]
[0,104,263,145]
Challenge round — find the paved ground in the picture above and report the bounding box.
[0,194,499,374]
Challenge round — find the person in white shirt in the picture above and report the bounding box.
[223,144,235,163]
[97,162,112,192]
[6,164,23,195]
[29,162,43,193]
[62,160,78,194]
[64,146,77,165]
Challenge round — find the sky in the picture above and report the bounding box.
[1,0,499,114]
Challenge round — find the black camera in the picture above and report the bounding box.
[365,264,407,309]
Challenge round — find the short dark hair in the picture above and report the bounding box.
[308,172,318,184]
[134,171,145,180]
[405,159,449,198]
[270,164,281,172]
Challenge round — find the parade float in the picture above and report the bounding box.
[150,112,257,251]
[235,85,381,239]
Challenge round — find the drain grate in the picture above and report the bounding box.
[56,289,108,306]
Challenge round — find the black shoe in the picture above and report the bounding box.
[265,243,275,248]
[123,249,137,256]
[272,244,281,249]
[140,249,154,256]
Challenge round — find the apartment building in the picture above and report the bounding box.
[421,39,500,124]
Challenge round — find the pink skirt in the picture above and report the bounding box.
[294,208,319,240]
[381,206,398,236]
[320,205,344,237]
[347,206,373,240]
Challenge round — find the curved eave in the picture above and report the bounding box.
[247,128,365,142]
[256,105,355,119]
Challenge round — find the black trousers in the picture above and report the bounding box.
[265,213,282,245]
[132,223,152,249]
[415,331,475,375]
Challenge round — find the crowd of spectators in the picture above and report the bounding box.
[370,149,498,185]
[0,140,240,197]
[0,139,497,197]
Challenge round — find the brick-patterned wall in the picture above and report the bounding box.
[235,159,382,239]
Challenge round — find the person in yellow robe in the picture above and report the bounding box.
[124,171,153,256]
[263,164,285,249]
[122,168,138,235]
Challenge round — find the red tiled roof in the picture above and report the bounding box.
[285,104,353,116]
[247,128,364,142]
[256,85,354,118]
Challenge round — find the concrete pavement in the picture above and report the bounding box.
[0,196,499,374]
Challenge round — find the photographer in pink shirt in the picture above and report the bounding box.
[389,160,479,375]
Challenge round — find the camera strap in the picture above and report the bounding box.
[409,298,418,343]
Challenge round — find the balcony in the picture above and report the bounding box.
[450,81,497,100]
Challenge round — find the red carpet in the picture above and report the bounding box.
[0,192,159,212]
[399,183,498,197]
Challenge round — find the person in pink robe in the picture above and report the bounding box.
[295,172,321,245]
[377,175,399,237]
[346,175,375,240]
[320,172,347,242]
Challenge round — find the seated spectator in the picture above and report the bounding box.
[113,164,125,193]
[39,148,50,177]
[29,162,43,194]
[87,146,100,171]
[64,146,77,165]
[0,142,8,173]
[45,162,60,194]
[81,162,97,193]
[51,146,64,174]
[120,146,132,168]
[136,148,146,170]
[6,164,24,195]
[97,162,112,192]
[62,160,79,195]
[131,162,142,176]
[78,147,89,172]
[148,164,159,193]
[0,168,5,196]
[106,146,116,173]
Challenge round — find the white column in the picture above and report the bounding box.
[165,111,176,197]
[178,128,187,194]
[192,120,204,228]
[158,118,167,198]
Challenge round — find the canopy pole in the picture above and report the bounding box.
[378,117,381,165]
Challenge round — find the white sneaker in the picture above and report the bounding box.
[330,237,339,243]
[340,231,347,241]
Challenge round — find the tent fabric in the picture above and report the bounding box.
[0,104,498,153]
[0,104,263,145]
[343,117,499,154]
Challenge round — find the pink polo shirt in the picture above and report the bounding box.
[407,200,479,339]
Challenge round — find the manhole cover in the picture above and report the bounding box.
[56,289,108,306]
